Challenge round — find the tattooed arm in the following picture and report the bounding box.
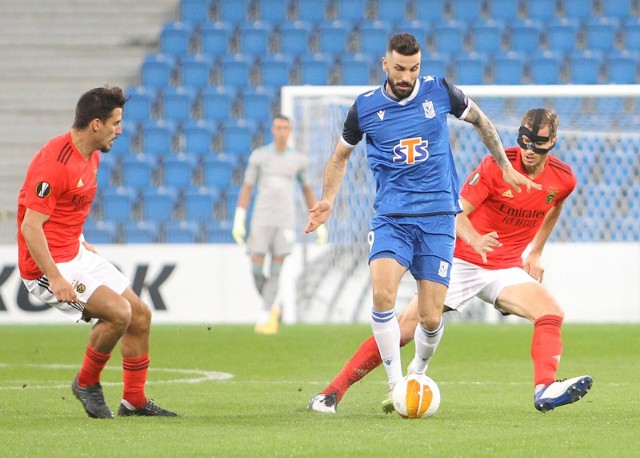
[463,100,541,192]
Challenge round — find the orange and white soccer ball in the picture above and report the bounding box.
[392,374,441,419]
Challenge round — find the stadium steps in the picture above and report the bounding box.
[0,0,180,242]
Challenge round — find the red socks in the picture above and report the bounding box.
[122,354,150,409]
[77,345,110,387]
[531,314,563,387]
[322,336,406,402]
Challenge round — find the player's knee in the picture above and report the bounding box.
[128,297,152,333]
[371,288,396,310]
[110,296,132,332]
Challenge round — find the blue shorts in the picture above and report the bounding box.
[367,214,456,286]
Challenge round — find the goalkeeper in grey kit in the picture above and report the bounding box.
[232,115,327,334]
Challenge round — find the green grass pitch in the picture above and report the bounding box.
[0,323,638,457]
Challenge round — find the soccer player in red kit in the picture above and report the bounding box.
[309,108,592,414]
[18,86,177,419]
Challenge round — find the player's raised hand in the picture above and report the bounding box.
[470,231,502,263]
[502,166,542,193]
[305,200,331,233]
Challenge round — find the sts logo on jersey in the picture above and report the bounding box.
[392,137,429,164]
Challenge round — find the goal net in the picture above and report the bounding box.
[282,84,640,324]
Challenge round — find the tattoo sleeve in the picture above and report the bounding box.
[465,100,510,169]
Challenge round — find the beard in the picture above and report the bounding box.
[387,78,415,99]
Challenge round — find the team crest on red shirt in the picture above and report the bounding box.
[35,182,51,198]
[546,189,558,204]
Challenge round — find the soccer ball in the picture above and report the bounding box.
[392,374,440,419]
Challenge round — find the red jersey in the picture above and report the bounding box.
[17,132,99,279]
[454,146,576,269]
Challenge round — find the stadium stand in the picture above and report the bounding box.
[13,0,634,245]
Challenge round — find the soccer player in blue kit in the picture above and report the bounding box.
[305,33,541,406]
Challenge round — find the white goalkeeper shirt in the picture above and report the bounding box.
[242,143,310,229]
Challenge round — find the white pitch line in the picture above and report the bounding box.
[0,363,233,391]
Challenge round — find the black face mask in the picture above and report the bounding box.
[517,109,555,155]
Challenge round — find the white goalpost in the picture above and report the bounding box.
[281,84,640,324]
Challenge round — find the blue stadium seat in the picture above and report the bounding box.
[607,51,638,84]
[602,0,632,18]
[217,0,249,24]
[140,186,178,223]
[493,51,524,84]
[470,19,504,54]
[568,50,602,84]
[260,53,295,86]
[414,0,446,23]
[203,155,235,188]
[298,53,333,85]
[421,53,448,78]
[296,0,328,22]
[83,220,119,244]
[546,18,579,53]
[375,0,409,23]
[141,53,175,88]
[317,20,351,54]
[278,20,313,55]
[101,187,137,223]
[584,17,619,52]
[180,0,212,24]
[433,21,466,55]
[141,119,177,156]
[340,53,373,85]
[336,0,367,22]
[487,0,521,21]
[179,53,214,88]
[220,119,258,155]
[240,86,276,123]
[624,19,640,52]
[199,21,232,56]
[162,154,198,189]
[184,186,221,222]
[508,19,542,53]
[238,21,274,56]
[205,219,235,243]
[562,0,593,19]
[256,0,290,22]
[529,50,562,84]
[121,154,157,189]
[124,86,156,122]
[201,85,235,122]
[164,221,202,243]
[359,20,393,55]
[181,119,217,155]
[110,121,137,157]
[160,21,193,56]
[524,0,556,20]
[160,86,196,122]
[453,52,487,85]
[450,0,483,22]
[97,155,115,188]
[122,221,159,244]
[393,20,429,49]
[218,53,254,88]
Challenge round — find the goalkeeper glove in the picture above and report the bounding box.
[232,207,247,245]
[315,224,328,244]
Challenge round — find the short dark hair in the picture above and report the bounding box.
[72,85,126,129]
[273,114,290,123]
[387,33,420,56]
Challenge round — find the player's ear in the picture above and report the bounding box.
[90,118,102,132]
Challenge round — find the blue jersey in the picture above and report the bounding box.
[341,76,469,216]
